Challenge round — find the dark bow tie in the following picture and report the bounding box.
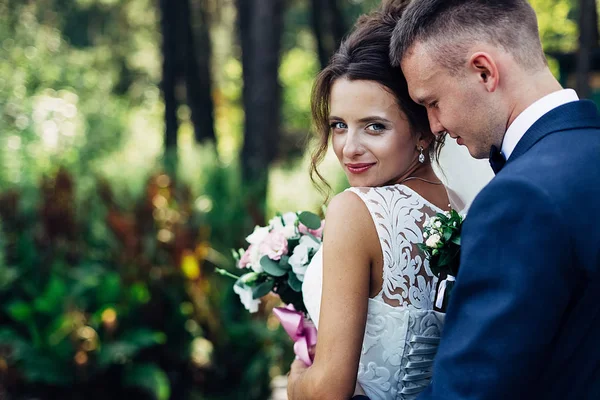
[489,145,506,174]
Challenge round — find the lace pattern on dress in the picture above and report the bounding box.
[301,184,445,400]
[347,185,444,400]
[347,185,440,309]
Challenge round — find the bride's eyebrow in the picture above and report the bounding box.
[357,116,392,123]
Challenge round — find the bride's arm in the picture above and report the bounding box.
[287,191,377,400]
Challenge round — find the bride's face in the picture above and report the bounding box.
[329,78,419,187]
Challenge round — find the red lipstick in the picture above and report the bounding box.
[346,163,375,174]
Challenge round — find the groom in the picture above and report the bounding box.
[385,0,600,399]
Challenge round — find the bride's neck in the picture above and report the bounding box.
[388,162,440,186]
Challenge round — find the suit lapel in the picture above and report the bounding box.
[507,100,600,165]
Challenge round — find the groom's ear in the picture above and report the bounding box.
[468,52,499,93]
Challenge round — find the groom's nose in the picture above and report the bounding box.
[427,110,445,136]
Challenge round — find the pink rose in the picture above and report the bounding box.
[299,220,324,239]
[238,245,254,268]
[259,230,288,261]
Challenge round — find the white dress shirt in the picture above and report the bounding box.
[502,89,579,160]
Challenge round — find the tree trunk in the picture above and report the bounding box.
[327,0,346,50]
[185,0,216,143]
[160,0,179,151]
[237,0,284,223]
[577,0,598,99]
[310,0,346,69]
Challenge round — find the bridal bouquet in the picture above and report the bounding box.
[418,209,464,312]
[217,211,323,365]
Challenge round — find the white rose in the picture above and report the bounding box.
[246,226,270,245]
[234,283,261,313]
[282,212,298,226]
[292,264,308,282]
[282,224,299,240]
[425,233,441,248]
[299,234,320,251]
[268,216,284,230]
[248,244,263,273]
[289,243,309,270]
[435,221,442,228]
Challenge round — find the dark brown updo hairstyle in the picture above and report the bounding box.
[310,0,444,195]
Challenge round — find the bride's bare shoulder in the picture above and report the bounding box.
[323,190,377,249]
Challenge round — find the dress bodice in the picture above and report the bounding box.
[302,185,445,400]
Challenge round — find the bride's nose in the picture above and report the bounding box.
[342,130,366,158]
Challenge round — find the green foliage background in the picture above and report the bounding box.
[0,0,582,398]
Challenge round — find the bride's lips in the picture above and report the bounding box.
[346,162,376,174]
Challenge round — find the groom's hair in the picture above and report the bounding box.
[389,0,547,73]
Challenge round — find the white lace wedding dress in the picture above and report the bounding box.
[302,184,446,400]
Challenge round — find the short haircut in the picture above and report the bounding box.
[390,0,547,73]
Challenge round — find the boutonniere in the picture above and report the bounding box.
[418,209,464,312]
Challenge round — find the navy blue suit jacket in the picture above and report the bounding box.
[418,100,600,399]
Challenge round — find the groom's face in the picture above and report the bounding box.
[401,43,499,159]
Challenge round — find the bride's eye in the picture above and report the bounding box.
[330,121,347,131]
[366,123,386,133]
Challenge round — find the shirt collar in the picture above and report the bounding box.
[501,89,579,160]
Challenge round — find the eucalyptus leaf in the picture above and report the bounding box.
[287,272,302,292]
[260,256,287,277]
[298,211,321,230]
[252,280,274,299]
[279,255,291,269]
[451,236,461,245]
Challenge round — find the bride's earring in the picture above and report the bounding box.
[418,146,425,164]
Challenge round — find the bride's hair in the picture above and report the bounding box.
[309,0,444,197]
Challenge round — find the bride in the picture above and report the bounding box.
[286,1,490,399]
